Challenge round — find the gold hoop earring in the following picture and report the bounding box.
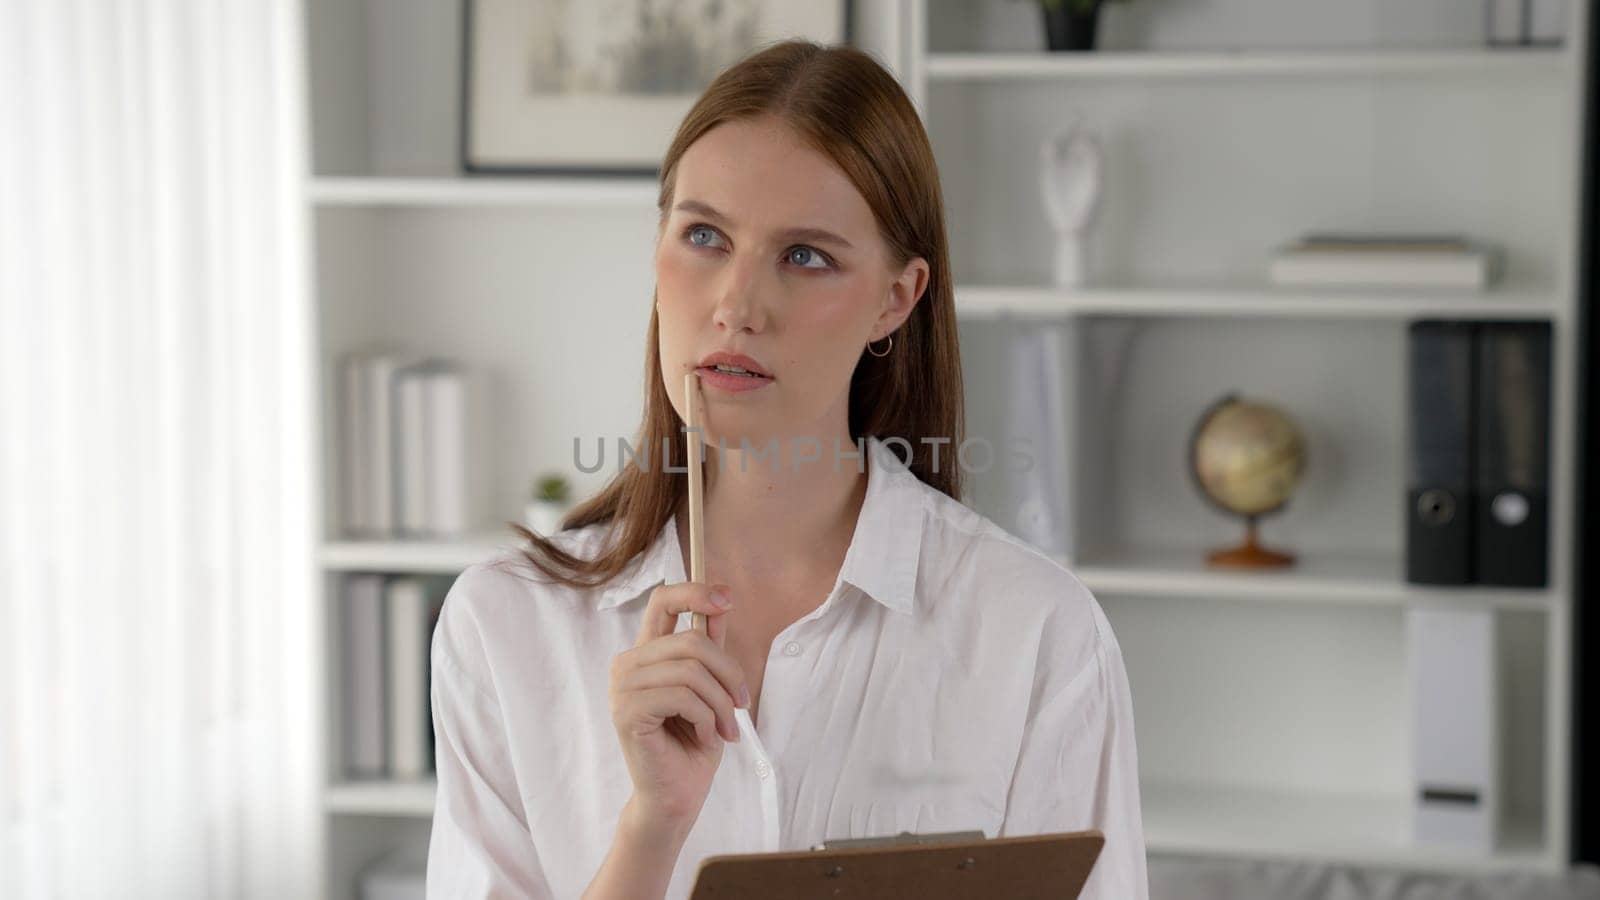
[867,334,893,357]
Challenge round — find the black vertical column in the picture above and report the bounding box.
[1574,0,1600,867]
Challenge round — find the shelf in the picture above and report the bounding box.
[303,0,1584,889]
[321,780,1551,870]
[318,533,517,573]
[325,779,436,817]
[1142,781,1550,873]
[953,284,1561,321]
[318,537,1558,612]
[924,47,1569,81]
[1071,546,1554,611]
[308,176,659,208]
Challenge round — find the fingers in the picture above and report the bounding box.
[635,582,734,646]
[621,629,749,714]
[616,583,747,748]
[617,657,741,742]
[624,685,721,749]
[706,604,727,649]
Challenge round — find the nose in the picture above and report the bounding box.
[711,257,767,334]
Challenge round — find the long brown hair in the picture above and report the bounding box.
[507,38,964,589]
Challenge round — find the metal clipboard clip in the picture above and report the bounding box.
[810,830,987,851]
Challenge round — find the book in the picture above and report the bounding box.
[1296,233,1470,251]
[1269,234,1502,289]
[1405,320,1552,588]
[1474,321,1552,586]
[1409,607,1498,851]
[368,351,431,536]
[425,590,445,773]
[1406,321,1476,585]
[338,348,431,536]
[338,349,492,537]
[394,360,442,537]
[342,574,388,777]
[424,363,491,536]
[339,353,373,536]
[387,576,433,780]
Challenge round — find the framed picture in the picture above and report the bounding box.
[461,0,854,176]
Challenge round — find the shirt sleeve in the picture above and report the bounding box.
[997,597,1149,900]
[426,566,556,899]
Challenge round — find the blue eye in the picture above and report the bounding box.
[785,246,831,270]
[685,224,722,249]
[682,223,834,271]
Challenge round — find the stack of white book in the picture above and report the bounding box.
[341,573,453,780]
[338,348,492,538]
[1268,233,1503,290]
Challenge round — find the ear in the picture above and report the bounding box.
[870,256,930,340]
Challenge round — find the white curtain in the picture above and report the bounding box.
[0,2,318,898]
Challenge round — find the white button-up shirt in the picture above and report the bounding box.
[426,435,1148,899]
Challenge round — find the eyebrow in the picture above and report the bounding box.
[673,199,856,251]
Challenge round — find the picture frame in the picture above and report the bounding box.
[460,0,854,177]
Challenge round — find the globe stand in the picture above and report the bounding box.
[1208,516,1295,569]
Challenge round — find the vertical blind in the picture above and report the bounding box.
[0,1,319,896]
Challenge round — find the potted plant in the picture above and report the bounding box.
[1034,0,1130,52]
[524,472,571,536]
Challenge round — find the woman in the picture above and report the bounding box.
[426,40,1146,900]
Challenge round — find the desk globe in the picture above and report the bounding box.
[1188,393,1306,569]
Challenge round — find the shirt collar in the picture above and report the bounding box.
[594,434,927,616]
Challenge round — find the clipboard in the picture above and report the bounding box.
[688,828,1104,899]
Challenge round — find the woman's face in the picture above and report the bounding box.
[654,116,927,456]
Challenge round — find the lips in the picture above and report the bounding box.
[695,366,773,393]
[696,350,773,380]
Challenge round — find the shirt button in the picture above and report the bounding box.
[783,641,802,656]
[756,759,771,779]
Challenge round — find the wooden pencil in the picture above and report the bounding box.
[684,371,708,634]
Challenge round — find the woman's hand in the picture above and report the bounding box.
[608,581,749,837]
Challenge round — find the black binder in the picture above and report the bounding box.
[1407,321,1477,585]
[1473,322,1552,587]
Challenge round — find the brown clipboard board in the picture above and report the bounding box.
[687,828,1104,899]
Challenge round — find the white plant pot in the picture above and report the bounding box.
[524,500,568,536]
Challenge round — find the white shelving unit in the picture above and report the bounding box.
[299,0,1589,895]
[300,2,911,895]
[1138,781,1549,873]
[952,283,1564,320]
[317,533,517,574]
[309,176,659,208]
[923,46,1571,80]
[914,0,1587,877]
[325,780,438,818]
[1073,546,1556,612]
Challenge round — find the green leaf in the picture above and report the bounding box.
[531,473,570,503]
